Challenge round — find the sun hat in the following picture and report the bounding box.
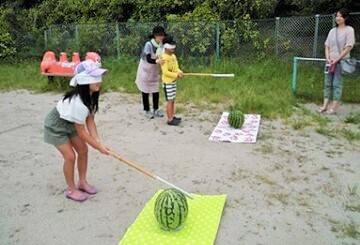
[70,60,107,87]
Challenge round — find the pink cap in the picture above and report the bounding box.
[75,60,107,76]
[69,60,107,87]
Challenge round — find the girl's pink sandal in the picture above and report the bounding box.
[66,188,88,202]
[77,182,97,195]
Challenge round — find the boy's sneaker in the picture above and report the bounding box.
[167,118,180,126]
[153,109,164,117]
[173,116,182,121]
[145,110,154,119]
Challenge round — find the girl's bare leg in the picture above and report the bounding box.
[70,136,97,194]
[56,143,87,200]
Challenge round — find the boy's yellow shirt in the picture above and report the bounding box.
[161,53,182,84]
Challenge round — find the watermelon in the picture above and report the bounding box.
[228,110,245,129]
[154,188,189,231]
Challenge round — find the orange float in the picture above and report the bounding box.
[40,51,101,78]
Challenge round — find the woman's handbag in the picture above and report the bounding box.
[340,57,357,74]
[336,28,357,75]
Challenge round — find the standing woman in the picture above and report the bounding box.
[318,8,355,114]
[135,26,166,119]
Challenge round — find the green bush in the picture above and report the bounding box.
[0,31,16,58]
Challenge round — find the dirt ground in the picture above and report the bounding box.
[0,90,359,245]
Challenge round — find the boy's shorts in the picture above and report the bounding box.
[44,108,78,146]
[163,82,177,101]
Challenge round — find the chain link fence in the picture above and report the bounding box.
[276,13,360,58]
[43,13,360,61]
[45,21,218,60]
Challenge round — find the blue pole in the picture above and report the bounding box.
[216,21,220,60]
[44,30,48,49]
[75,25,79,48]
[292,57,299,95]
[275,17,280,56]
[313,14,320,58]
[116,22,120,59]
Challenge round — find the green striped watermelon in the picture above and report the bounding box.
[154,188,189,231]
[228,110,245,129]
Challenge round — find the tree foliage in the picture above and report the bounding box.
[2,0,358,27]
[274,0,352,17]
[0,0,359,61]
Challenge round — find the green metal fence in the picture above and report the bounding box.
[43,13,360,60]
[276,13,360,59]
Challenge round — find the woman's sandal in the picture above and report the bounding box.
[317,107,327,113]
[326,109,337,115]
[78,182,98,195]
[66,188,88,202]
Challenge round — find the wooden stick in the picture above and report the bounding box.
[110,151,194,199]
[183,73,234,77]
[111,152,155,178]
[183,73,213,76]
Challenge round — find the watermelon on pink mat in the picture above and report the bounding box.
[228,110,245,129]
[154,188,189,231]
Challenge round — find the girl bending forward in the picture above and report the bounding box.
[44,60,110,202]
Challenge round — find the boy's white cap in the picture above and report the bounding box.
[164,43,176,49]
[163,35,176,50]
[70,60,107,87]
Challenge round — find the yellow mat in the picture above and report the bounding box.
[119,190,227,245]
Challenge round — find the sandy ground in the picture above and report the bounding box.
[0,90,359,245]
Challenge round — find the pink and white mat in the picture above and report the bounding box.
[209,112,261,143]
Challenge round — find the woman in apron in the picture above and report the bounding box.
[135,26,166,119]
